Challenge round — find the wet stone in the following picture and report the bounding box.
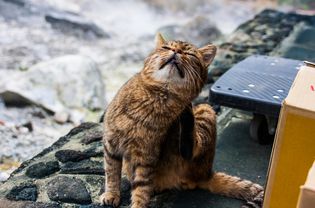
[60,159,104,175]
[6,183,37,201]
[47,176,91,204]
[25,161,60,179]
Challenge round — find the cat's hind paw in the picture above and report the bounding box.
[100,191,121,207]
[242,190,264,208]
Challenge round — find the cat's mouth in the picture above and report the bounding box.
[159,55,185,78]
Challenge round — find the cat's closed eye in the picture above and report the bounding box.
[185,52,198,59]
[162,46,171,50]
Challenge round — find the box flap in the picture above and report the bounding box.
[285,66,315,113]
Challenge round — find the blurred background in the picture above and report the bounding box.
[0,0,314,181]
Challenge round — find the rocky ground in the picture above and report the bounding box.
[0,0,295,181]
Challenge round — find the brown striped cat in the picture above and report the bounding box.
[100,34,264,208]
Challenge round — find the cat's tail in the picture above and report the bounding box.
[198,172,264,206]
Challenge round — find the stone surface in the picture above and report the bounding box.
[60,159,104,175]
[55,148,103,163]
[47,176,91,204]
[55,150,88,163]
[3,0,25,6]
[0,199,61,208]
[80,131,103,145]
[6,183,37,201]
[45,10,110,38]
[0,55,106,117]
[272,24,315,62]
[0,120,271,207]
[25,161,60,179]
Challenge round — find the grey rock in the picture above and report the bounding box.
[6,183,37,201]
[55,149,102,163]
[0,199,61,208]
[60,159,104,175]
[0,55,106,117]
[45,11,109,38]
[25,161,60,179]
[83,142,104,158]
[80,130,103,145]
[230,44,248,53]
[47,176,91,204]
[53,111,69,124]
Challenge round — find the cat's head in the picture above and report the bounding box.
[141,33,216,98]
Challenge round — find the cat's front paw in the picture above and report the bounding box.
[100,191,121,207]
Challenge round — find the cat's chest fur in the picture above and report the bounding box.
[104,74,186,153]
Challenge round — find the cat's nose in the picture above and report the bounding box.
[172,48,183,54]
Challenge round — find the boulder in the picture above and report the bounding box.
[0,55,107,121]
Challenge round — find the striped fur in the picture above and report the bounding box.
[100,35,263,208]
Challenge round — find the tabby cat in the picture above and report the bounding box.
[100,34,264,208]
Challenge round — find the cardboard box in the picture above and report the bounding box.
[297,161,315,208]
[263,65,315,208]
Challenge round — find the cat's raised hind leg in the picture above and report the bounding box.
[100,138,122,207]
[198,172,264,207]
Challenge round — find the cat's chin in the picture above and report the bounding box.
[152,64,184,82]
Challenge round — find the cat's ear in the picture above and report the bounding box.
[155,33,166,48]
[198,44,217,67]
